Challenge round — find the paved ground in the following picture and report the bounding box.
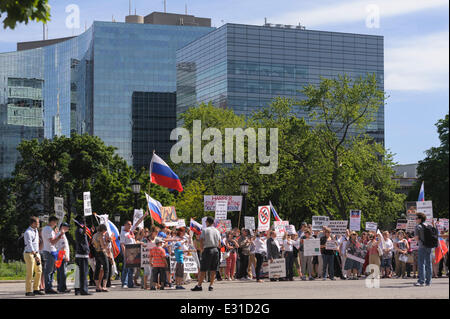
[0,277,448,299]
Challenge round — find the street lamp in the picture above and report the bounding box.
[131,179,141,210]
[114,212,121,225]
[238,180,249,229]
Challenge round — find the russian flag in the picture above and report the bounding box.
[150,153,183,192]
[145,192,163,224]
[190,219,202,236]
[435,229,448,264]
[269,200,281,222]
[418,181,425,201]
[108,220,121,258]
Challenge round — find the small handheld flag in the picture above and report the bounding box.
[269,201,281,222]
[418,181,425,202]
[150,153,183,192]
[145,192,163,224]
[190,219,202,236]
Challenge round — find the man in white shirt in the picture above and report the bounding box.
[56,222,71,293]
[41,216,65,294]
[23,216,45,296]
[120,220,136,288]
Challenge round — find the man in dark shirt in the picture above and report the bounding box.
[320,227,336,280]
[74,215,92,295]
[414,212,432,287]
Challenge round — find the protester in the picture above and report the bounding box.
[367,234,380,269]
[225,232,239,280]
[74,215,92,296]
[23,216,44,296]
[92,224,110,292]
[56,222,71,293]
[41,216,65,294]
[120,220,136,288]
[380,231,394,278]
[395,230,409,279]
[237,229,251,280]
[344,232,361,280]
[149,238,167,290]
[320,227,336,280]
[191,216,221,291]
[300,229,314,281]
[283,233,295,281]
[247,234,256,280]
[254,232,266,283]
[266,230,281,282]
[414,212,434,286]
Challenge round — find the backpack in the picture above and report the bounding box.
[422,223,439,248]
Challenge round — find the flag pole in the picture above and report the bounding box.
[149,149,155,226]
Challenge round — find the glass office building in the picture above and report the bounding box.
[0,18,214,177]
[177,24,384,143]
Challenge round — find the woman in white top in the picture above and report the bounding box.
[283,233,295,281]
[253,233,266,282]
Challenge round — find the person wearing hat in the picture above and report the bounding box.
[56,222,71,293]
[150,237,167,290]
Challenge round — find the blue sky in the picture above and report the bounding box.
[0,0,448,165]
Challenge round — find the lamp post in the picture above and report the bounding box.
[114,212,121,225]
[238,180,249,229]
[131,179,141,210]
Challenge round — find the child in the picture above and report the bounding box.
[173,242,185,289]
[149,238,167,290]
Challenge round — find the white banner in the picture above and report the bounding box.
[287,225,296,235]
[258,206,271,231]
[133,209,144,230]
[244,216,255,230]
[140,242,154,268]
[83,192,92,216]
[328,220,348,236]
[169,255,199,274]
[312,216,329,231]
[416,201,433,222]
[365,222,377,232]
[303,238,321,256]
[268,258,286,279]
[346,253,365,264]
[176,219,186,228]
[54,197,64,225]
[325,240,338,250]
[204,195,242,211]
[215,200,228,220]
[409,239,419,251]
[349,210,361,231]
[274,221,289,241]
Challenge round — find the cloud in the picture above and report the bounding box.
[385,31,449,91]
[263,0,448,27]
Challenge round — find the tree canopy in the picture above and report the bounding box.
[0,0,50,29]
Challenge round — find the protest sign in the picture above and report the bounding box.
[439,218,449,231]
[328,220,348,236]
[215,200,228,220]
[224,219,232,232]
[258,206,270,231]
[204,195,242,211]
[325,240,338,250]
[406,212,417,233]
[268,258,286,279]
[396,220,407,230]
[409,239,419,251]
[365,222,377,232]
[170,255,198,274]
[244,216,255,230]
[261,261,269,278]
[405,202,417,215]
[40,214,49,223]
[215,220,227,234]
[312,216,329,231]
[124,244,141,268]
[176,219,186,228]
[54,197,64,225]
[274,221,288,239]
[161,206,178,226]
[83,192,92,216]
[133,209,144,230]
[416,201,433,221]
[346,253,365,264]
[287,225,296,235]
[140,242,154,268]
[349,210,361,231]
[303,238,321,256]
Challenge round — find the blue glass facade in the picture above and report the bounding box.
[0,21,214,177]
[177,24,384,143]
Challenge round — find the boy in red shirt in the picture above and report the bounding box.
[150,238,167,290]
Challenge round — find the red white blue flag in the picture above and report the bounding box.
[150,153,183,192]
[418,181,425,201]
[145,192,163,224]
[269,200,281,222]
[190,218,202,236]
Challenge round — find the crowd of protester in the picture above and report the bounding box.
[21,212,449,296]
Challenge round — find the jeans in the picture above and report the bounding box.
[42,251,56,291]
[418,246,432,285]
[285,251,294,279]
[255,253,264,280]
[56,260,68,292]
[322,254,334,279]
[75,258,89,294]
[122,265,134,287]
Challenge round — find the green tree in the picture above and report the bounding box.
[0,0,50,29]
[409,114,449,218]
[175,178,207,222]
[0,178,20,260]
